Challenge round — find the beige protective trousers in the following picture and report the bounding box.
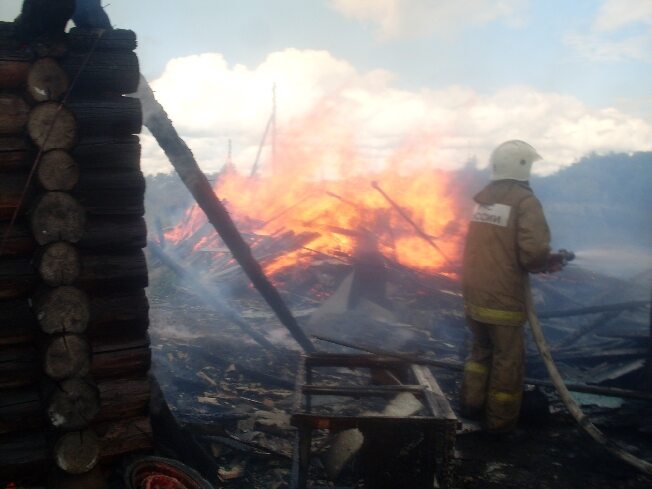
[460,318,524,433]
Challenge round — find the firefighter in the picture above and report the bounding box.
[460,140,562,434]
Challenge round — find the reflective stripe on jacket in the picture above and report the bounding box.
[462,180,551,326]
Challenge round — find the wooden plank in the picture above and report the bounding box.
[305,353,411,369]
[302,384,425,397]
[291,413,456,432]
[411,365,458,421]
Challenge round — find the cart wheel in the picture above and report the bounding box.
[124,456,214,489]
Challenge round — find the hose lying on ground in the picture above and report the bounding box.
[525,279,652,476]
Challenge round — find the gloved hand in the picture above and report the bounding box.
[545,253,565,273]
[545,249,575,273]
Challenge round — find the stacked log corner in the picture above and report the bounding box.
[0,19,152,485]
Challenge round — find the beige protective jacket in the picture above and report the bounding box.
[462,180,551,326]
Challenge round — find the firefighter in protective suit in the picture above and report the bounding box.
[461,140,559,433]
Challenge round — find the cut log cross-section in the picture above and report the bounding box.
[27,101,77,150]
[47,377,101,430]
[43,334,92,380]
[35,286,90,335]
[31,192,86,245]
[38,241,81,286]
[54,429,101,474]
[27,57,69,102]
[36,149,79,190]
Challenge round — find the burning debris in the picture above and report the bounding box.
[145,159,652,487]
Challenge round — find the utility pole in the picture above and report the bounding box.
[249,84,278,178]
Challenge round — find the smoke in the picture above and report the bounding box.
[572,246,652,279]
[138,49,652,177]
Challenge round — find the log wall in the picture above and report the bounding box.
[0,10,151,485]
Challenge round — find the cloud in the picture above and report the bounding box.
[327,0,528,39]
[593,0,652,32]
[566,0,652,62]
[141,49,652,177]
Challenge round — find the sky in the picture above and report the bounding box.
[2,0,652,176]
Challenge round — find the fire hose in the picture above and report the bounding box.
[525,278,652,476]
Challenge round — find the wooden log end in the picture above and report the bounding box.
[47,377,101,430]
[31,192,86,245]
[35,285,90,334]
[38,241,81,286]
[27,57,70,102]
[44,334,91,380]
[27,101,77,150]
[54,429,100,474]
[37,150,79,190]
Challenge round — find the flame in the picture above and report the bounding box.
[165,101,467,277]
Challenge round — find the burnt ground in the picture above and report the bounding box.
[143,254,652,488]
[453,418,650,489]
[146,294,652,489]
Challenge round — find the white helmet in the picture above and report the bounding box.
[490,140,541,181]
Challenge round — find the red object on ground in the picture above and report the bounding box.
[125,456,212,489]
[143,474,186,489]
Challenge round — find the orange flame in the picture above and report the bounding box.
[165,101,466,276]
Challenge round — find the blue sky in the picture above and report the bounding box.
[1,0,651,175]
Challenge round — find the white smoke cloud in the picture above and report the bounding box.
[327,0,528,39]
[141,49,652,176]
[565,0,652,62]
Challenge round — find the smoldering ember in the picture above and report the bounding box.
[1,1,651,488]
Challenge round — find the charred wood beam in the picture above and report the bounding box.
[543,347,649,363]
[302,384,425,397]
[312,334,652,402]
[68,27,136,51]
[137,80,315,353]
[538,300,650,319]
[198,344,296,390]
[552,310,622,350]
[60,50,140,95]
